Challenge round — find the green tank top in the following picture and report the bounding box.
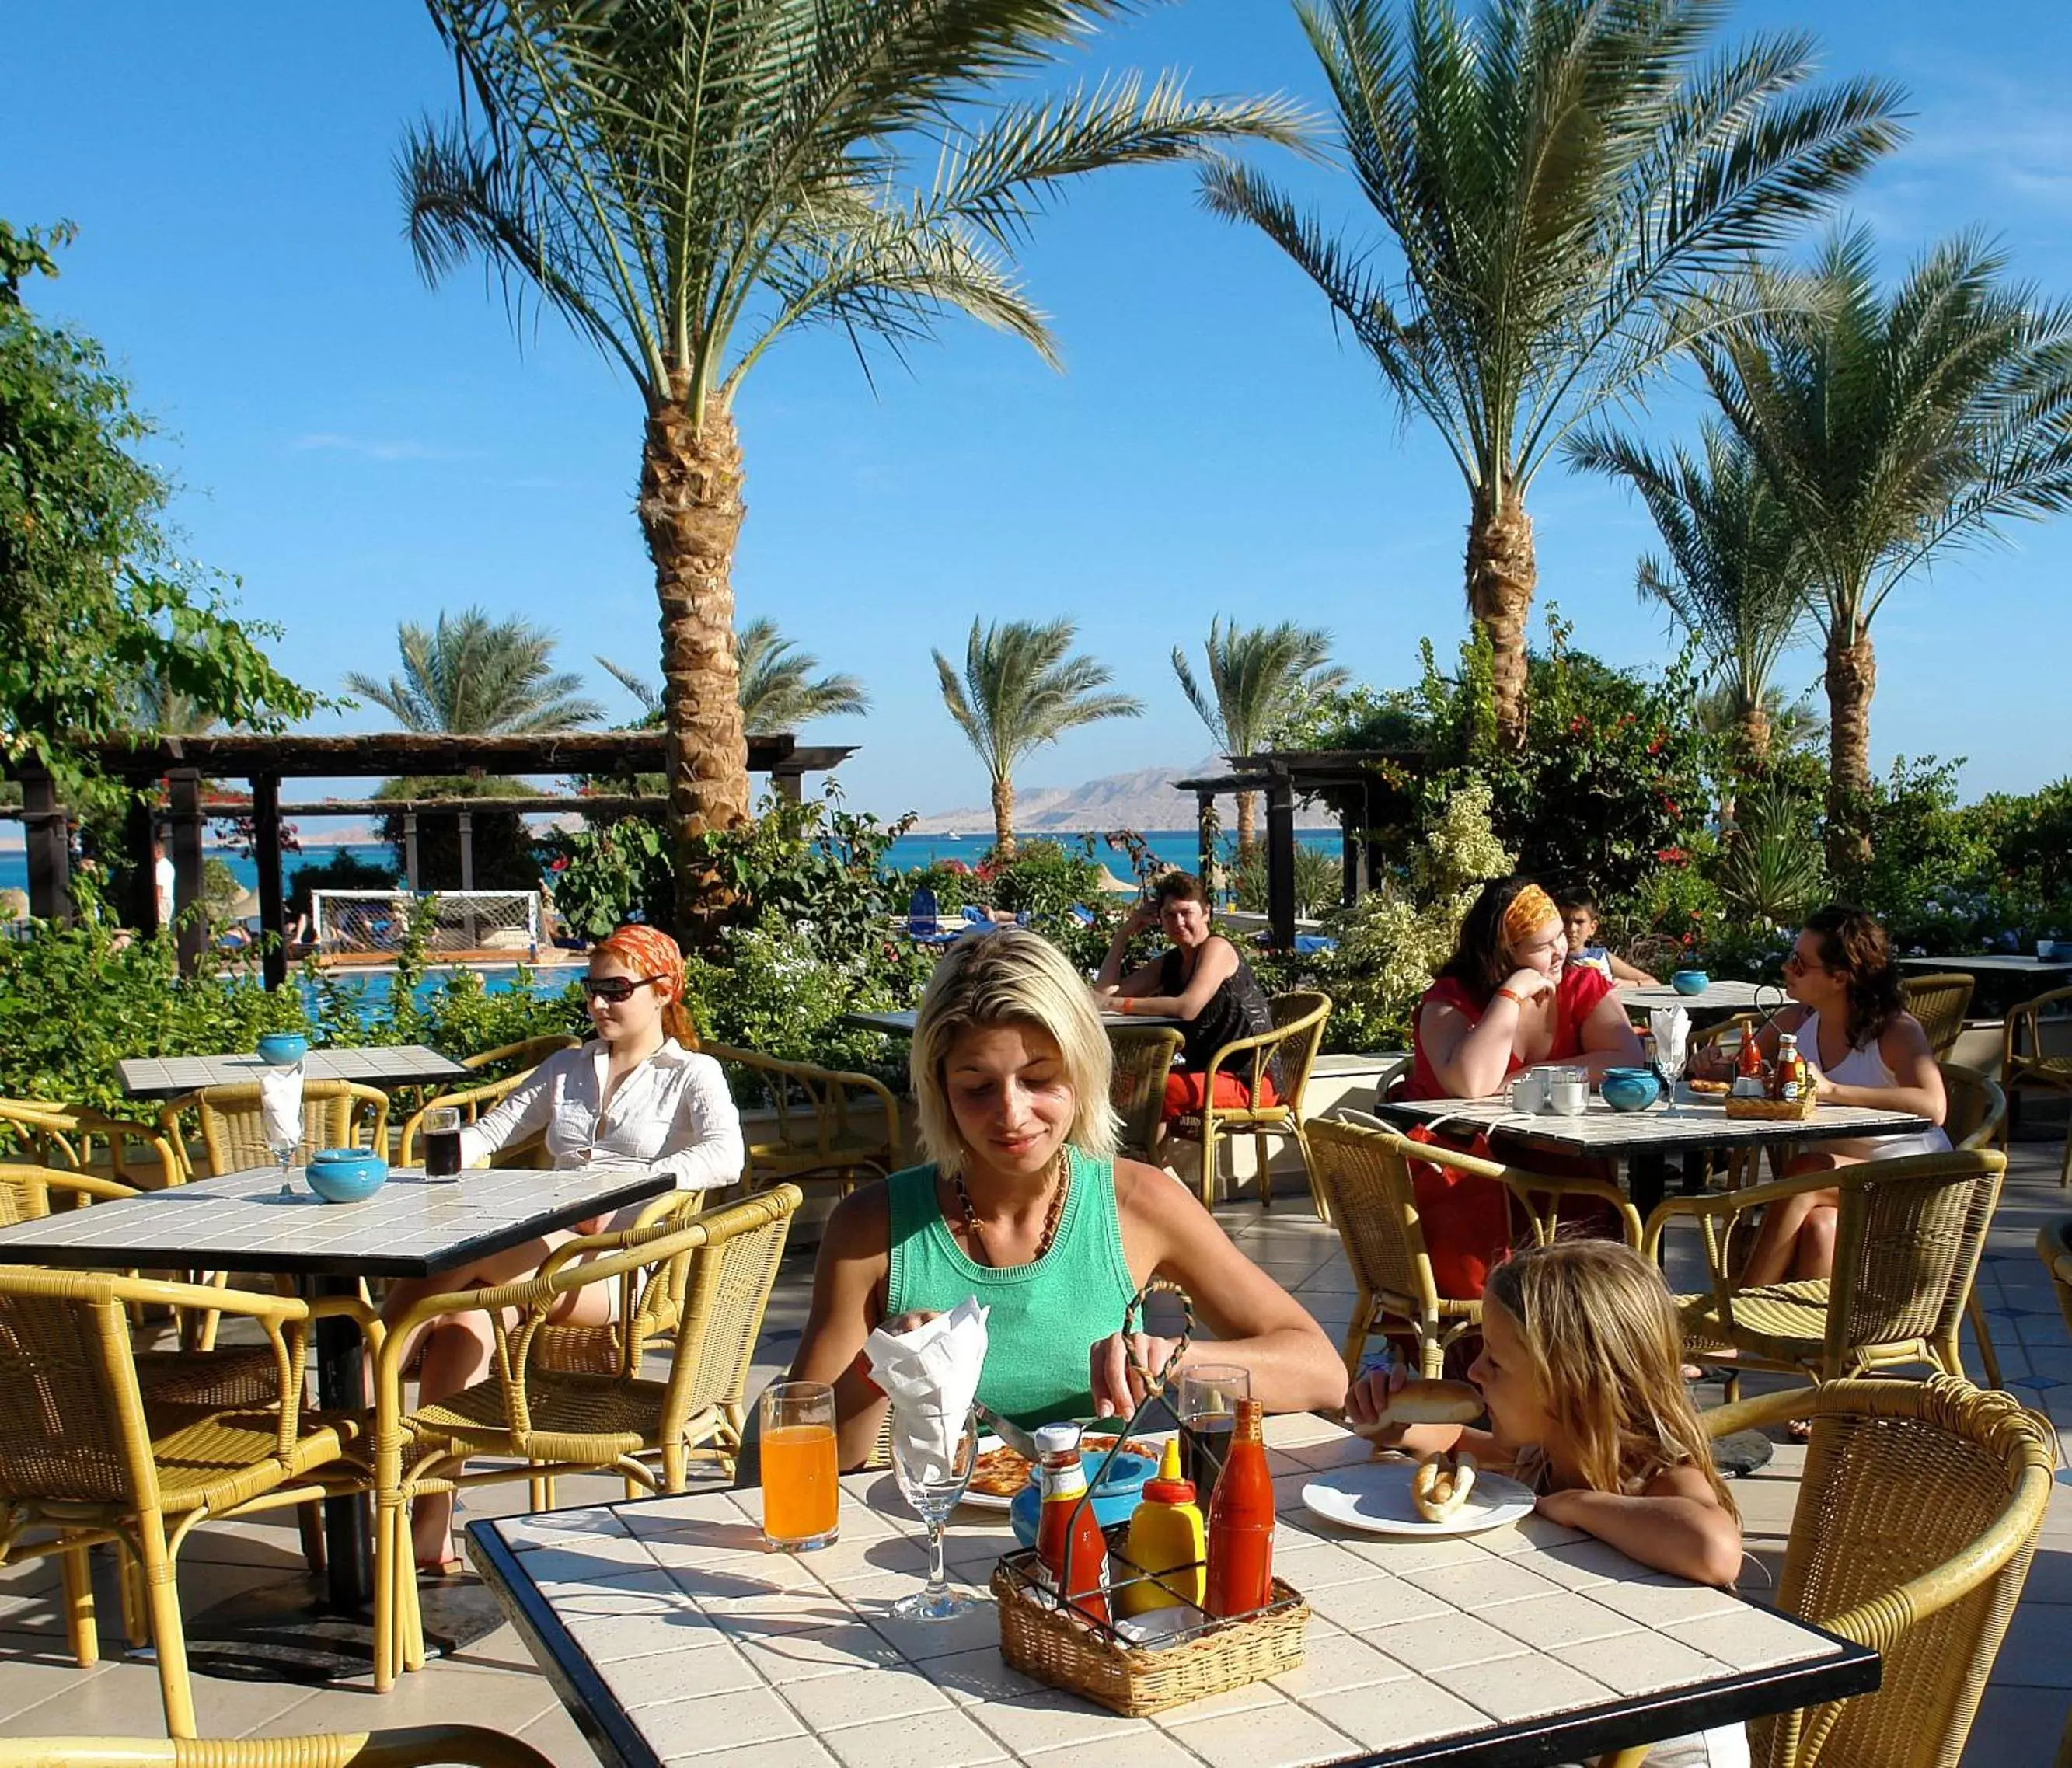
[885,1147,1139,1431]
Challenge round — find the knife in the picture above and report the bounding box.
[974,1404,1040,1460]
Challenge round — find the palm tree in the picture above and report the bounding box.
[598,619,868,735]
[1694,227,2072,870]
[1202,0,1901,749]
[400,2,1306,936]
[1566,424,1811,768]
[345,608,602,734]
[934,619,1142,856]
[1171,618,1348,858]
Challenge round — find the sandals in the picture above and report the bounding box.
[415,1553,468,1580]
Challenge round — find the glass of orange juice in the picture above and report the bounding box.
[759,1380,839,1552]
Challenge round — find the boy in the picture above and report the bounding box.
[1557,888,1659,986]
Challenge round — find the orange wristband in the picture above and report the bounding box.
[1495,987,1528,1006]
[1118,997,1135,1015]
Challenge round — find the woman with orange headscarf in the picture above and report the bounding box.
[1401,878,1646,1301]
[382,922,743,1571]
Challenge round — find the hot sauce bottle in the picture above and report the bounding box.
[1735,1025,1765,1091]
[1034,1425,1111,1627]
[1203,1397,1275,1619]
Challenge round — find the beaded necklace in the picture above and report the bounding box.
[954,1147,1070,1267]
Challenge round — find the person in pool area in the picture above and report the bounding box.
[791,927,1346,1469]
[1555,887,1659,987]
[1409,877,1647,1100]
[1350,1240,1746,1768]
[1093,870,1281,1123]
[1694,905,1948,1286]
[380,922,745,1572]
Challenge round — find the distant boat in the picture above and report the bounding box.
[945,832,960,841]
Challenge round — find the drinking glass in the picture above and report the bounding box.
[421,1105,463,1180]
[1177,1363,1251,1505]
[889,1404,979,1620]
[270,1131,300,1200]
[1658,1044,1687,1115]
[759,1382,839,1553]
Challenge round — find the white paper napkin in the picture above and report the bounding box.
[1650,1005,1690,1080]
[259,1062,303,1154]
[863,1296,989,1481]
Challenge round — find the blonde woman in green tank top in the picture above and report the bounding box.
[790,929,1346,1471]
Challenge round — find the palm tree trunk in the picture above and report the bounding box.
[1740,699,1773,768]
[640,385,752,947]
[1467,480,1536,751]
[1824,623,1876,875]
[992,776,1016,860]
[1235,790,1257,864]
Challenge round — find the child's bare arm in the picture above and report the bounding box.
[1534,1464,1742,1586]
[1608,953,1659,986]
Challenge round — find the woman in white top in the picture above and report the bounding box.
[1707,906,1948,1287]
[384,922,744,1571]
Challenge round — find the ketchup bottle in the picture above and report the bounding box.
[1204,1398,1275,1619]
[1735,1026,1764,1087]
[1034,1425,1111,1627]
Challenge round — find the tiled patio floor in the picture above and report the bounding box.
[2,1128,2068,1764]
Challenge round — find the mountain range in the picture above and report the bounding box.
[905,760,1337,835]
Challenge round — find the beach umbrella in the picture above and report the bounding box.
[1094,867,1139,895]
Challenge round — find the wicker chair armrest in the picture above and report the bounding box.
[535,1206,697,1282]
[1388,1132,1512,1183]
[40,1172,141,1208]
[0,1724,560,1768]
[1198,1019,1299,1084]
[1641,1168,1852,1261]
[1498,1168,1645,1249]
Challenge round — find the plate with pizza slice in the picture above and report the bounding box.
[961,1428,1171,1510]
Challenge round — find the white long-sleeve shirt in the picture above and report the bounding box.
[459,1039,745,1193]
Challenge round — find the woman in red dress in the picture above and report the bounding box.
[1409,878,1645,1100]
[1403,879,1646,1301]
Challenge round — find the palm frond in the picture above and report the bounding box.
[936,615,1140,782]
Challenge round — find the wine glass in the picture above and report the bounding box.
[888,1404,979,1620]
[270,1129,300,1199]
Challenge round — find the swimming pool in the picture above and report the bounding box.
[300,963,586,1017]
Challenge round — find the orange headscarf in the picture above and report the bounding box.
[1501,884,1560,954]
[595,922,696,1048]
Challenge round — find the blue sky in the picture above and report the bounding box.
[6,1,2071,823]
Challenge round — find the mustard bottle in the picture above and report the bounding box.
[1118,1438,1207,1616]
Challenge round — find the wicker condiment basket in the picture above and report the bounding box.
[992,1536,1309,1716]
[1724,1088,1819,1121]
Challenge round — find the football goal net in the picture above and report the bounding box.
[309,889,542,966]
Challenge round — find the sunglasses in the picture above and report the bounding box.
[584,974,664,1003]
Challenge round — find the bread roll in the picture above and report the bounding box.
[1411,1451,1478,1522]
[1380,1379,1483,1427]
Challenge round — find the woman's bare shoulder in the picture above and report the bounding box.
[821,1179,896,1264]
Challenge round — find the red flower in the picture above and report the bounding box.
[1646,737,1665,756]
[1568,716,1588,734]
[1655,846,1690,865]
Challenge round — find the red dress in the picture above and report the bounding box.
[1401,966,1617,1299]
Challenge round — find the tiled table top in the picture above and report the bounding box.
[117,1044,469,1098]
[1619,981,1774,1013]
[1373,1093,1931,1157]
[0,1161,671,1278]
[470,1414,1871,1768]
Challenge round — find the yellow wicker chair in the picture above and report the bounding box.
[0,1098,180,1188]
[157,1081,390,1182]
[1108,1026,1183,1161]
[1167,991,1331,1211]
[0,1728,554,1768]
[396,1069,549,1170]
[2035,1216,2072,1342]
[0,1269,368,1737]
[1645,1149,2005,1400]
[1901,972,1975,1062]
[1941,1063,2008,1390]
[705,1042,895,1197]
[457,1033,581,1075]
[0,1163,138,1221]
[1700,1376,2053,1768]
[1306,1117,1642,1381]
[372,1186,800,1689]
[2001,984,2072,1184]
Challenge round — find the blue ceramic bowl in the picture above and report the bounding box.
[305,1149,387,1205]
[256,1033,309,1067]
[1600,1070,1661,1112]
[1670,970,1710,996]
[1006,1448,1159,1548]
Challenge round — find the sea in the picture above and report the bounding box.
[0,829,1344,898]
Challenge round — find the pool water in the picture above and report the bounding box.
[300,964,584,1017]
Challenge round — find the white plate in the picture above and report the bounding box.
[1300,1459,1537,1537]
[960,1429,1176,1512]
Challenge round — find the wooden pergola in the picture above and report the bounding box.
[1175,748,1424,948]
[12,731,854,987]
